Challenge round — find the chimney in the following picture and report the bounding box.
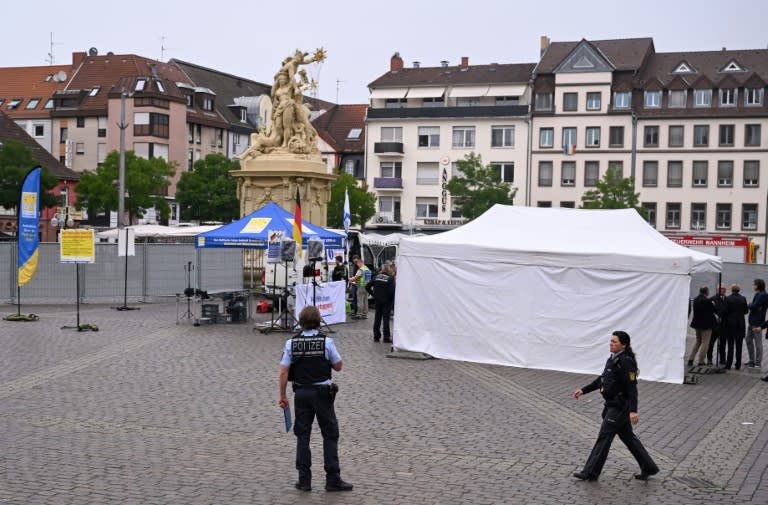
[413,61,420,68]
[540,35,551,57]
[72,51,87,69]
[460,56,469,68]
[390,52,404,71]
[440,60,449,68]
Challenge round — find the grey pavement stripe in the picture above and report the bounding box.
[669,379,768,494]
[0,326,184,400]
[448,360,675,468]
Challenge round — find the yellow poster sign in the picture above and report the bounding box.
[241,217,271,234]
[60,229,96,263]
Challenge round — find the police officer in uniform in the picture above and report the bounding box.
[572,331,659,481]
[279,306,353,492]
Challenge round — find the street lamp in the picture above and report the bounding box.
[50,208,74,232]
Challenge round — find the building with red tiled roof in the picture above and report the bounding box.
[312,104,366,178]
[0,110,80,240]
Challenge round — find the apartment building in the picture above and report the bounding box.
[531,37,768,261]
[365,53,534,232]
[312,104,367,176]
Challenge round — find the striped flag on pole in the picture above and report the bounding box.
[343,187,351,237]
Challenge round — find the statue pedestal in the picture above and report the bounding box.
[232,154,335,227]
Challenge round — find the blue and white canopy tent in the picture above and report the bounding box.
[194,202,344,250]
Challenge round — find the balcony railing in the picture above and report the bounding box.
[374,142,404,154]
[374,177,403,189]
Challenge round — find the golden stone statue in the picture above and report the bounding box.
[240,48,326,159]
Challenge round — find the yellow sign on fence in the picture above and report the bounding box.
[60,229,95,263]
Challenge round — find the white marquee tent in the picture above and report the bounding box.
[393,205,722,384]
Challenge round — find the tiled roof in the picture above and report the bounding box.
[536,38,655,73]
[0,110,79,180]
[171,59,335,132]
[636,49,768,88]
[0,65,70,119]
[311,104,367,153]
[368,62,536,88]
[65,54,193,114]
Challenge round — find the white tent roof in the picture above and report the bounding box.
[400,206,721,274]
[96,224,220,239]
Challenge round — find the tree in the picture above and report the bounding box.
[175,153,239,223]
[75,150,176,222]
[580,164,647,218]
[445,152,517,221]
[0,139,59,211]
[326,172,376,230]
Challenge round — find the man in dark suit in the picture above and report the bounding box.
[689,286,717,367]
[724,284,748,370]
[707,285,728,366]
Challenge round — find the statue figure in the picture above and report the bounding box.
[240,48,325,159]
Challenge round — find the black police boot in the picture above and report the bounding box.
[295,480,311,491]
[325,478,353,492]
[573,471,598,481]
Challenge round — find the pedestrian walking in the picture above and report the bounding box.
[572,331,659,481]
[278,306,353,492]
[365,263,396,343]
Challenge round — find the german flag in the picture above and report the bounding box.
[293,186,303,256]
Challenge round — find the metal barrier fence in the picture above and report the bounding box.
[1,242,246,305]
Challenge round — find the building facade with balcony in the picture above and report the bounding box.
[531,37,768,261]
[365,53,534,232]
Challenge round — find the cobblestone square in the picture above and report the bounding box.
[0,301,766,504]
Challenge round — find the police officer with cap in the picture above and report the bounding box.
[572,330,659,481]
[279,305,353,492]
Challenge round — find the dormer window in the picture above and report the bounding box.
[613,92,630,109]
[720,89,737,106]
[88,86,100,97]
[135,79,146,92]
[25,98,41,109]
[156,80,165,93]
[672,61,696,74]
[44,99,53,109]
[7,98,22,110]
[644,91,661,108]
[185,94,193,107]
[694,89,712,107]
[240,108,247,122]
[668,90,686,108]
[745,88,764,106]
[347,128,362,139]
[202,97,214,111]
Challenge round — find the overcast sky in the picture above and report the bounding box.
[3,0,766,104]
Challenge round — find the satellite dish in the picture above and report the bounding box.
[89,47,98,56]
[56,70,67,82]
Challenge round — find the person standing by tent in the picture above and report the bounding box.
[331,255,347,282]
[572,331,659,481]
[724,284,748,370]
[746,278,768,369]
[688,286,717,367]
[707,284,728,366]
[278,306,353,492]
[366,263,396,343]
[348,256,370,319]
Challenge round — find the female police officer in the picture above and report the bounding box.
[279,306,353,492]
[572,331,659,481]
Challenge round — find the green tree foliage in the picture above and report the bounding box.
[75,150,176,222]
[175,153,239,222]
[0,139,58,211]
[445,152,517,221]
[326,172,376,229]
[580,164,647,218]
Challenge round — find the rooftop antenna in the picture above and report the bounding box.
[335,79,344,104]
[46,32,60,65]
[159,35,175,61]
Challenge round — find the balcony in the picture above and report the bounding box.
[367,105,528,120]
[374,177,403,189]
[374,142,404,155]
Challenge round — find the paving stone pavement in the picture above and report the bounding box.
[0,301,766,505]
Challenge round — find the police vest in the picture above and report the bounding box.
[356,267,370,287]
[288,333,331,384]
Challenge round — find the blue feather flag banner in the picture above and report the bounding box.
[18,166,41,287]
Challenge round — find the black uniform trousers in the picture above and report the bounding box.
[293,385,340,483]
[373,300,392,341]
[582,405,658,477]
